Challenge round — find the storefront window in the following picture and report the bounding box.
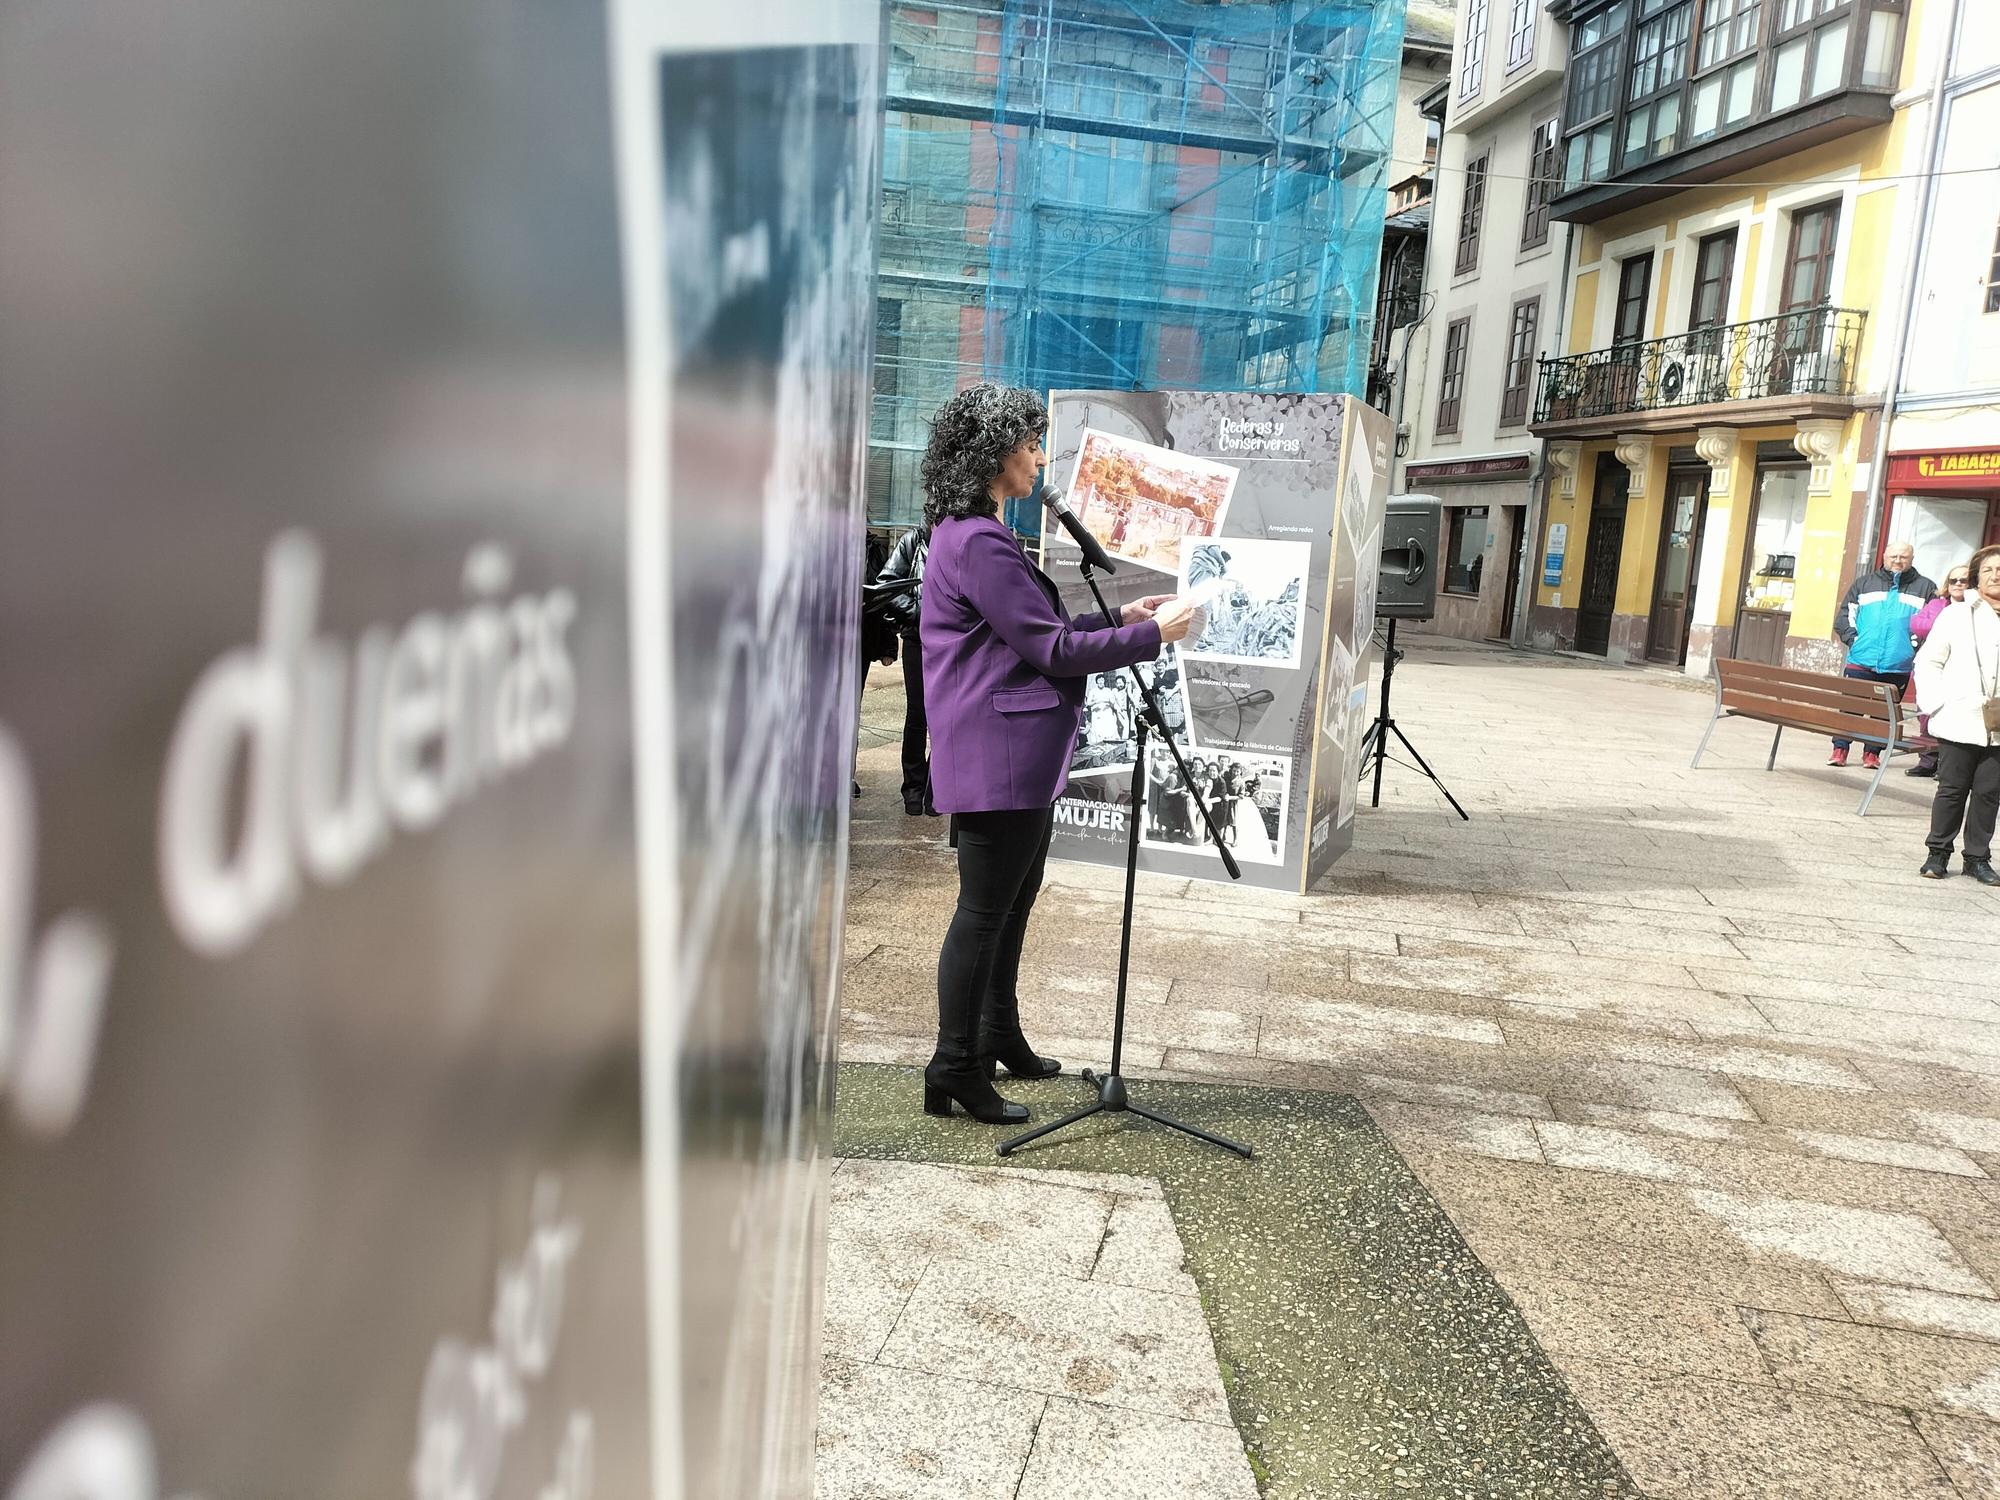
[1445,506,1490,595]
[1742,465,1809,609]
[1887,494,1988,583]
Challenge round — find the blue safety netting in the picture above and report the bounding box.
[871,0,1404,532]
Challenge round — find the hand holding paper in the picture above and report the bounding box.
[1152,595,1198,644]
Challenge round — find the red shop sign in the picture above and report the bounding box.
[1888,448,2000,491]
[1403,454,1532,483]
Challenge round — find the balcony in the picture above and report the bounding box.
[1546,0,1904,224]
[1530,307,1868,439]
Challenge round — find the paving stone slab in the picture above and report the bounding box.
[1557,1362,1962,1499]
[1913,1412,2000,1498]
[1687,1189,1993,1296]
[1745,1309,2000,1418]
[1831,1279,2000,1345]
[882,1255,1231,1425]
[1015,1398,1260,1500]
[1504,1273,1772,1382]
[830,1157,1114,1280]
[814,1357,1044,1500]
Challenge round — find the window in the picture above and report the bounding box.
[1861,2,1905,87]
[1460,0,1490,98]
[1563,2,1631,187]
[1521,116,1560,249]
[1742,463,1809,610]
[1689,229,1738,330]
[1499,298,1542,426]
[1887,495,1988,583]
[1691,0,1762,138]
[1436,318,1471,436]
[874,299,903,403]
[1507,0,1537,67]
[1446,507,1491,595]
[1623,0,1695,167]
[1614,253,1655,345]
[1455,155,1490,275]
[1781,201,1840,313]
[1987,215,2000,314]
[1424,115,1442,166]
[1699,0,1766,63]
[1771,0,1855,112]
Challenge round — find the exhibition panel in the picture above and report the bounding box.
[1,2,881,1496]
[1042,390,1391,893]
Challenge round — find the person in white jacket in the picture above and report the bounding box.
[1915,544,2000,884]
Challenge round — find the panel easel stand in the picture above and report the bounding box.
[998,560,1253,1161]
[1356,617,1469,820]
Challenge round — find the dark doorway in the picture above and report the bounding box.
[1576,455,1630,656]
[1499,504,1526,640]
[1646,468,1709,666]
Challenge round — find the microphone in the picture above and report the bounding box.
[1040,483,1118,574]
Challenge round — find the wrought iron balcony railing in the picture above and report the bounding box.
[1533,307,1867,427]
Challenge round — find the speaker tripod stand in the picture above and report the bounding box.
[1356,616,1468,820]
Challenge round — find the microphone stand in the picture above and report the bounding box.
[998,555,1253,1161]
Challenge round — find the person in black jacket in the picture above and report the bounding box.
[857,530,900,799]
[876,524,935,815]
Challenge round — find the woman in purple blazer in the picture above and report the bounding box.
[916,384,1193,1125]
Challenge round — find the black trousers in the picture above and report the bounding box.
[1928,739,2000,862]
[932,805,1054,1075]
[900,635,930,807]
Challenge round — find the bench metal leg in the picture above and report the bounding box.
[1692,666,1726,770]
[1691,711,1723,769]
[1858,752,1889,816]
[1767,725,1783,771]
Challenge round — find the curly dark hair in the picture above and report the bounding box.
[919,382,1048,529]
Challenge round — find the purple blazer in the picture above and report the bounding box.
[920,514,1161,814]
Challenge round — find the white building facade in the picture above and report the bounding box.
[1397,0,1573,644]
[1881,4,2000,580]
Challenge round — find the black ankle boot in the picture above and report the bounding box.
[980,1035,1062,1081]
[922,1063,1029,1124]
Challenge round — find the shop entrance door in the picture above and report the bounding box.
[1575,457,1629,656]
[1499,504,1525,640]
[1646,469,1709,665]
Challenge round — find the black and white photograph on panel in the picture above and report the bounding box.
[1178,536,1313,669]
[1071,645,1190,777]
[1335,682,1370,830]
[1141,747,1291,865]
[1187,669,1278,751]
[1319,631,1357,743]
[1346,468,1384,650]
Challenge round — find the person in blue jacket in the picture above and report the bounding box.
[1829,540,1936,768]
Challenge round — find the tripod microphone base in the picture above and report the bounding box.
[997,1068,1253,1159]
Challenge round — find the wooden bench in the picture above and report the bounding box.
[1691,657,1935,816]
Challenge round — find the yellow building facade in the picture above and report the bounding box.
[1531,0,1932,676]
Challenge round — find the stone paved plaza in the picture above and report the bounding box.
[830,635,2000,1500]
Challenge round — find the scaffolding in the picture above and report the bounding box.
[871,0,1405,528]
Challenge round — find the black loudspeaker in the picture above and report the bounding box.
[1376,494,1442,621]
